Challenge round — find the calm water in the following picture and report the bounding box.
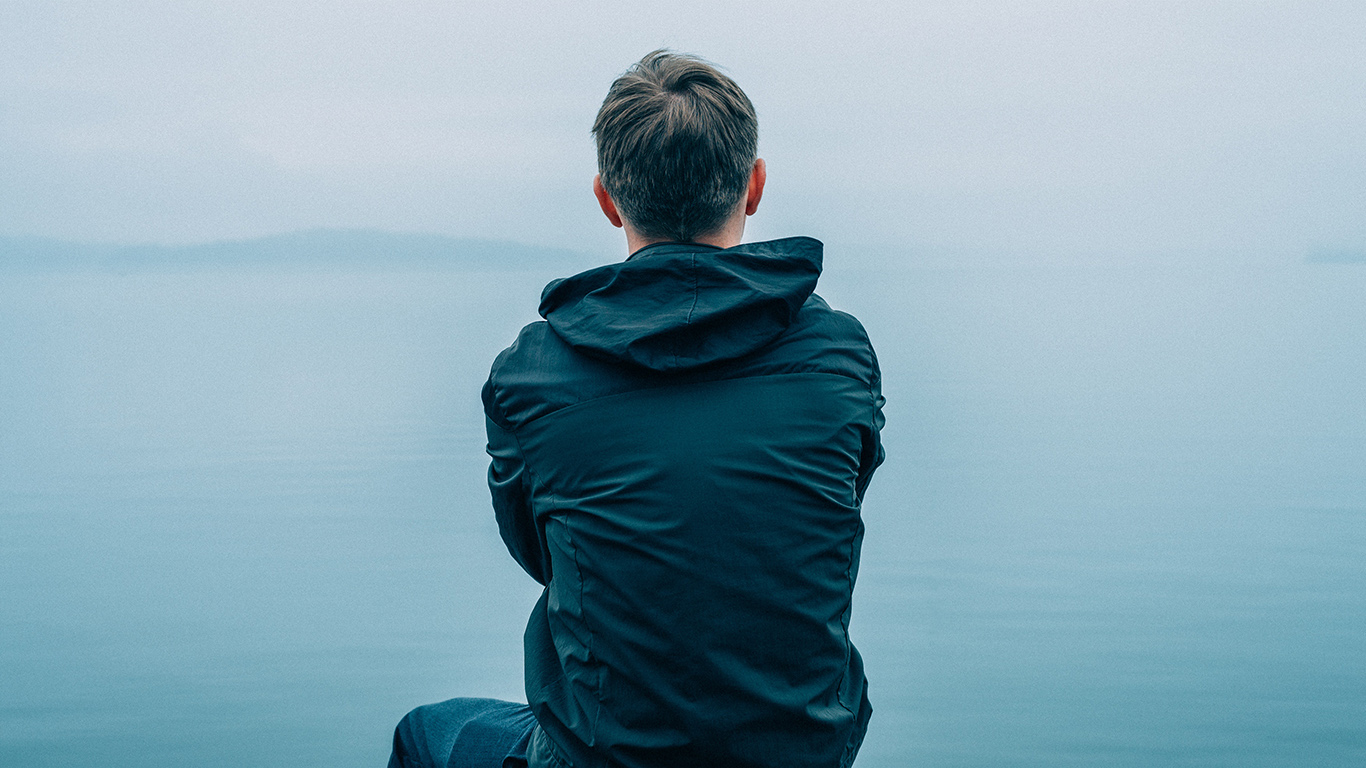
[2,259,1364,766]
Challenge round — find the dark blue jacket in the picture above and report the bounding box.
[482,237,885,768]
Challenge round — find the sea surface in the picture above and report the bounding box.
[2,251,1364,766]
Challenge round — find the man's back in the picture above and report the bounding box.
[483,238,884,768]
[387,50,886,768]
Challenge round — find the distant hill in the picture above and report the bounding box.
[0,229,594,272]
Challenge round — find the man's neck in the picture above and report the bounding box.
[622,217,745,255]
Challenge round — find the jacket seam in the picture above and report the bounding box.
[507,423,549,585]
[505,369,871,430]
[511,420,604,751]
[836,517,860,720]
[677,252,700,370]
[563,501,603,748]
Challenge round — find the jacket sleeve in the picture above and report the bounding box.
[483,387,552,586]
[854,342,886,505]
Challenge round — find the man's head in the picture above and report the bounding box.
[592,50,762,246]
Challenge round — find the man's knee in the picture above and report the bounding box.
[389,698,534,768]
[390,702,450,768]
[388,705,422,768]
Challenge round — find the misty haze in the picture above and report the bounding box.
[3,2,1365,766]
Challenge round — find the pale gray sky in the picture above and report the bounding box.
[2,1,1363,262]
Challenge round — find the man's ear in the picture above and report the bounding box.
[744,158,766,216]
[594,175,624,228]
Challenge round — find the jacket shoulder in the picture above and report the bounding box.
[738,293,878,385]
[484,294,879,431]
[483,319,659,430]
[484,321,547,428]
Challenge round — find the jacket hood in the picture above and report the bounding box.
[538,237,823,372]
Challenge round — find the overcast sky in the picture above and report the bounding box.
[2,1,1363,262]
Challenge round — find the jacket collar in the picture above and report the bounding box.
[626,241,725,262]
[539,237,823,372]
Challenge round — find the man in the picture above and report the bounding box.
[391,50,885,768]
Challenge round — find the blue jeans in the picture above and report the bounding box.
[388,698,538,768]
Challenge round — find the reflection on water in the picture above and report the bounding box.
[1,263,1363,766]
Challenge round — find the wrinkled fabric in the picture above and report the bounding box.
[482,237,885,768]
[389,698,537,768]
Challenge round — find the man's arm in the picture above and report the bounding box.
[855,343,886,504]
[484,413,552,587]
